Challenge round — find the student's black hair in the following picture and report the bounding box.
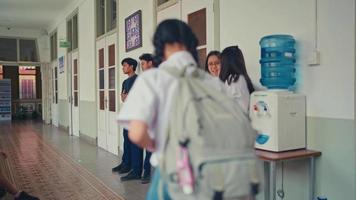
[121,57,138,71]
[153,19,199,66]
[205,50,221,72]
[219,46,255,94]
[139,53,153,62]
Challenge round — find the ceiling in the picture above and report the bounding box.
[0,0,73,29]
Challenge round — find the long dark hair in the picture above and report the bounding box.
[205,50,221,72]
[153,19,199,66]
[219,46,255,94]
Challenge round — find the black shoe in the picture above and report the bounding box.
[112,163,127,172]
[120,170,142,182]
[15,191,39,200]
[118,165,131,174]
[141,170,151,184]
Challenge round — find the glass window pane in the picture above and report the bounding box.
[108,44,115,66]
[54,67,58,79]
[109,68,115,89]
[99,48,104,68]
[19,39,38,62]
[67,20,73,51]
[109,91,115,112]
[73,14,78,50]
[54,32,57,59]
[0,38,17,61]
[99,91,105,110]
[99,69,104,89]
[73,59,78,75]
[50,35,54,61]
[74,92,78,107]
[74,75,78,91]
[96,0,105,37]
[157,0,170,6]
[188,8,206,46]
[106,0,117,32]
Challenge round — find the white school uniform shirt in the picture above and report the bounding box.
[117,51,227,166]
[224,75,250,115]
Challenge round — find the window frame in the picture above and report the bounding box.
[66,10,79,52]
[96,0,117,38]
[156,0,178,11]
[50,31,58,62]
[0,36,39,65]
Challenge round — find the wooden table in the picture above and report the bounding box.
[256,149,322,200]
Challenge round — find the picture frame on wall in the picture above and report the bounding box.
[125,10,142,52]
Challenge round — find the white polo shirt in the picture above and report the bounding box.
[117,51,227,166]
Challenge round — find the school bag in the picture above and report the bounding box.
[158,64,261,200]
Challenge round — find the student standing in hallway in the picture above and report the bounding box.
[219,46,255,114]
[138,53,154,184]
[112,58,144,182]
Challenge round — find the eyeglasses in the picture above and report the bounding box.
[208,61,220,67]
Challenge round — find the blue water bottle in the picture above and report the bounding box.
[259,35,296,89]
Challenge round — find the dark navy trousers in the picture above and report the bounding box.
[121,129,143,174]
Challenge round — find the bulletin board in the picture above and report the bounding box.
[125,10,142,52]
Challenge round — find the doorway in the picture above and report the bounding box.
[96,32,119,155]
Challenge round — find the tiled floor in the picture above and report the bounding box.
[0,120,149,200]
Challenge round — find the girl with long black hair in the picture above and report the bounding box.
[219,46,255,114]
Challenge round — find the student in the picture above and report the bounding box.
[205,50,221,77]
[0,151,39,200]
[112,58,144,182]
[138,53,154,184]
[219,45,255,114]
[139,53,155,71]
[117,19,229,199]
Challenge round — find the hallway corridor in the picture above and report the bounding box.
[0,121,149,200]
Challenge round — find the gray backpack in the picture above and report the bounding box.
[158,65,261,200]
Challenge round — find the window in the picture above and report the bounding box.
[54,67,58,104]
[96,0,117,37]
[157,0,170,6]
[73,15,78,49]
[67,13,78,52]
[0,38,17,61]
[19,66,37,99]
[50,31,58,61]
[0,37,39,63]
[156,0,177,10]
[106,0,117,32]
[19,39,38,62]
[188,8,207,68]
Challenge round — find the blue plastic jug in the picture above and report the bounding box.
[259,35,296,89]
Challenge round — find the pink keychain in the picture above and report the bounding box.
[177,145,194,194]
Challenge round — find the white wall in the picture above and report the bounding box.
[56,20,68,100]
[117,0,156,150]
[78,0,96,102]
[0,26,50,63]
[220,0,354,120]
[118,0,155,85]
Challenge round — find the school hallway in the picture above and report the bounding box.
[0,121,149,200]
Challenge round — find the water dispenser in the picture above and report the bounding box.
[250,35,306,152]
